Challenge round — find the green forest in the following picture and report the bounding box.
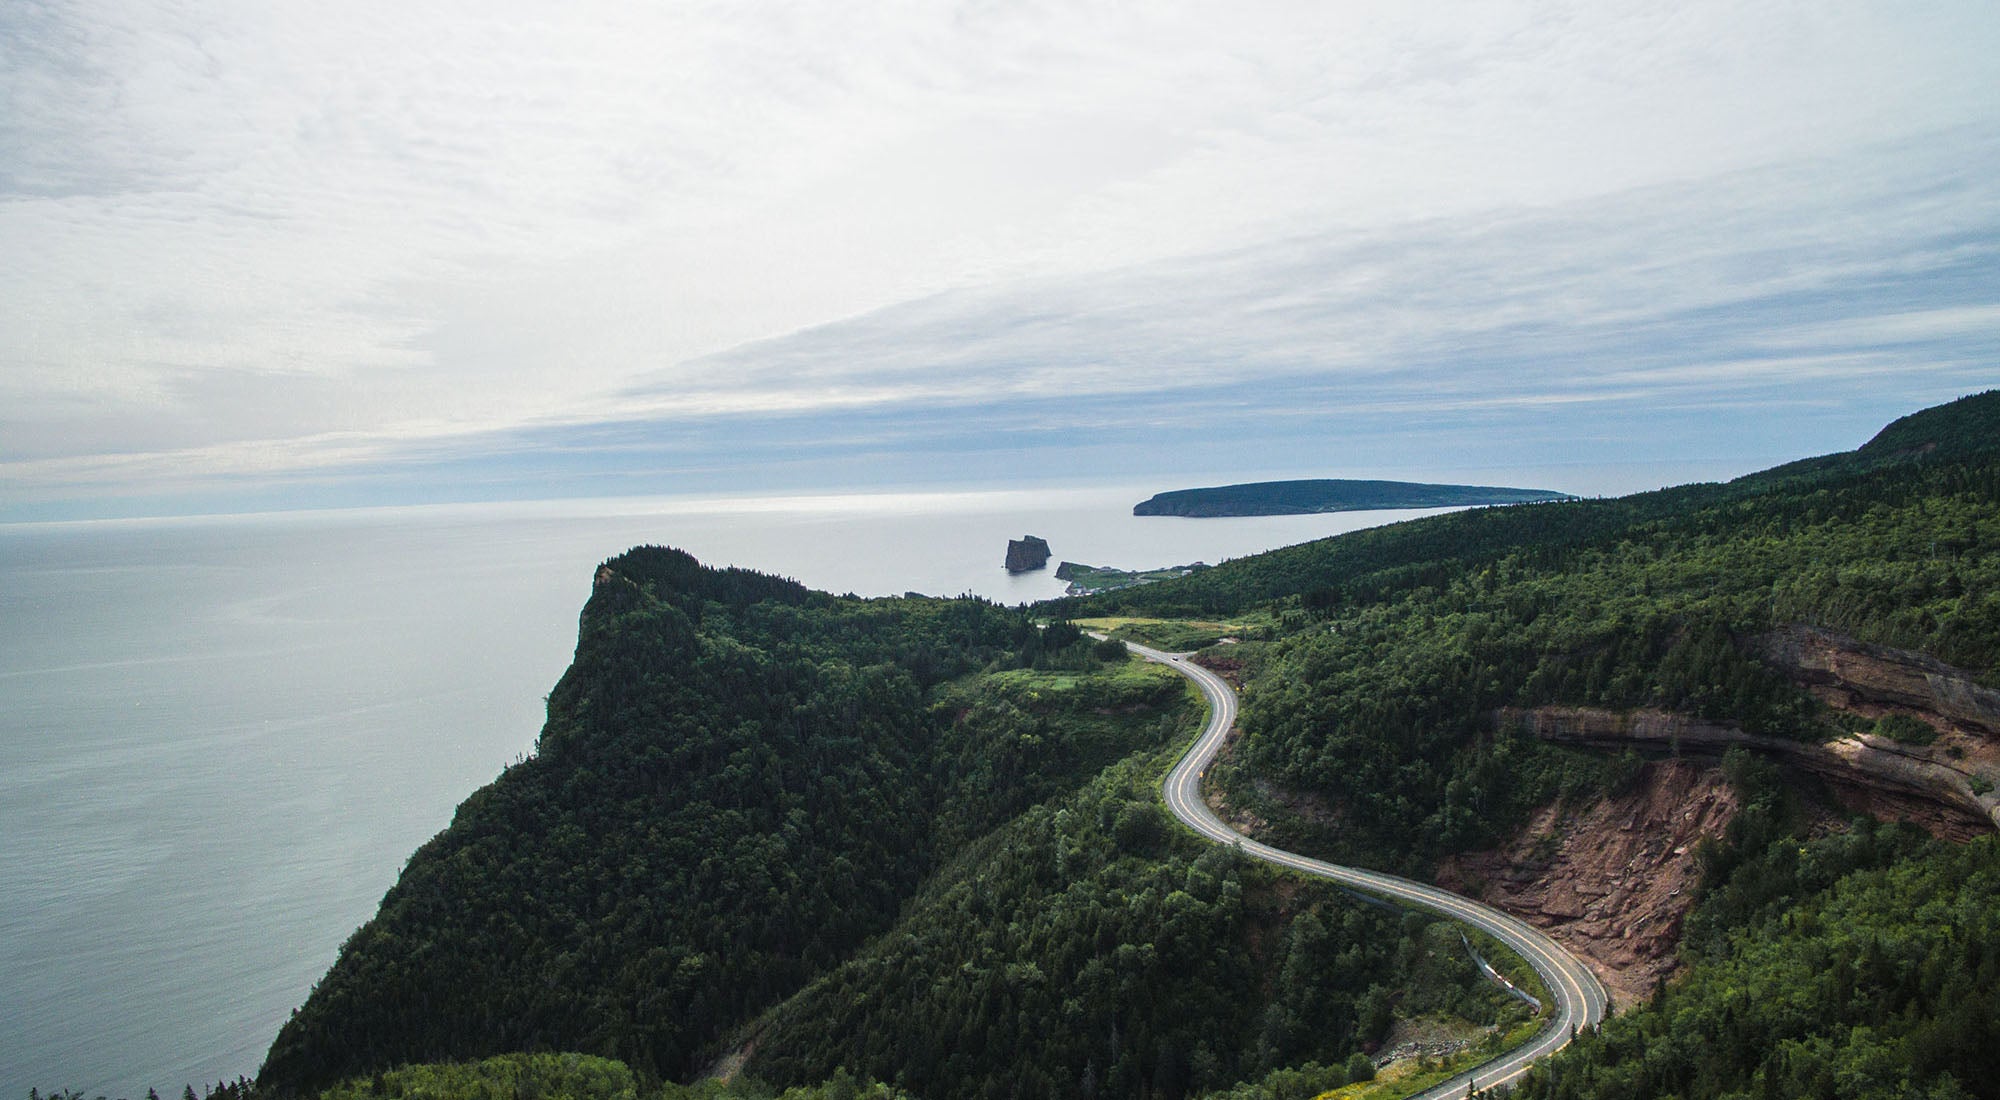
[252,540,1535,1100]
[45,391,2000,1100]
[1063,391,2000,1097]
[259,551,1217,1093]
[1064,391,2000,871]
[744,755,1526,1099]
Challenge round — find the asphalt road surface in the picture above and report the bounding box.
[1126,639,1609,1097]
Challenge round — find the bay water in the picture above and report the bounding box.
[0,486,1456,1096]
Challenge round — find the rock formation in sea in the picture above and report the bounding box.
[1005,536,1051,573]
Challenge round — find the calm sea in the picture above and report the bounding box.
[0,486,1456,1096]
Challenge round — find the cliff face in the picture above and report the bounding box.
[1757,624,2000,734]
[1487,627,2000,841]
[1005,536,1051,573]
[1499,702,1999,842]
[1436,759,1738,1009]
[1439,630,2000,1010]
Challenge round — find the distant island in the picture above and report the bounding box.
[1132,478,1573,517]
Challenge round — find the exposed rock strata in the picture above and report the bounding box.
[1437,759,1737,1010]
[1500,705,1997,839]
[1208,626,2000,1019]
[1482,623,2000,839]
[1757,624,2000,733]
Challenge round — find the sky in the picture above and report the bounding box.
[3,1,1998,521]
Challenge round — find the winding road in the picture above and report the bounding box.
[1126,640,1609,1097]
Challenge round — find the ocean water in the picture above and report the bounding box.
[0,486,1456,1096]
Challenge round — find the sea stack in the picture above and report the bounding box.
[1005,536,1052,573]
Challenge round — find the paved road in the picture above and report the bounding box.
[1126,640,1609,1097]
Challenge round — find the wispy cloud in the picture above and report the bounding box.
[621,130,2000,410]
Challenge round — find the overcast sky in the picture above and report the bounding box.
[4,1,1997,520]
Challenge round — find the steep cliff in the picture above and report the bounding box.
[1436,623,2000,1008]
[1501,704,1998,840]
[1757,624,2000,733]
[1004,535,1051,573]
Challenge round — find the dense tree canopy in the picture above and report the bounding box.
[262,549,1065,1092]
[1068,390,2000,870]
[746,758,1527,1100]
[1518,822,2000,1100]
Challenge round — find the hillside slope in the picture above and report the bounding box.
[1070,390,2000,870]
[260,550,1052,1091]
[1071,389,2000,1098]
[1070,390,2000,627]
[743,756,1527,1100]
[259,550,1531,1100]
[1518,823,2000,1099]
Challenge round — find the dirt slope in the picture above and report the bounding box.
[1436,759,1738,1010]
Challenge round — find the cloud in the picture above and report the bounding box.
[617,128,2000,410]
[2,1,1998,517]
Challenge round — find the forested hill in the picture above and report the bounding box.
[257,545,1535,1100]
[1063,390,2000,868]
[1132,478,1570,517]
[258,548,1051,1092]
[1070,390,2000,628]
[1061,388,2000,1097]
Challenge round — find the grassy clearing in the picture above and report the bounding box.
[1317,1056,1442,1100]
[1073,615,1259,651]
[1056,562,1210,596]
[1315,1016,1547,1100]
